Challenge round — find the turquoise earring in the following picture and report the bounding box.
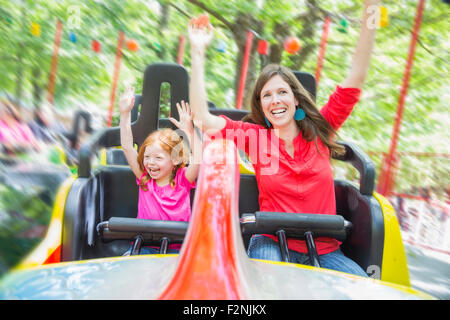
[294,108,305,121]
[264,116,271,128]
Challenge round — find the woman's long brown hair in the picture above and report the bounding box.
[137,128,188,190]
[244,64,345,157]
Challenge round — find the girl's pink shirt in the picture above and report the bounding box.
[136,167,195,222]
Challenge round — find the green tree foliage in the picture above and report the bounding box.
[0,0,448,194]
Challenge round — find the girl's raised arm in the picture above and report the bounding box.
[169,101,201,184]
[119,86,143,179]
[341,0,380,89]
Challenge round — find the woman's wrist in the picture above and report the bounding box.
[190,45,207,56]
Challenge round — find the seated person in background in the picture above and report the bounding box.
[0,100,40,155]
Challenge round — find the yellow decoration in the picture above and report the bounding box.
[380,6,389,27]
[30,22,41,36]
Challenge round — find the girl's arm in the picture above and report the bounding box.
[119,86,143,179]
[341,0,380,89]
[170,101,200,184]
[188,16,226,133]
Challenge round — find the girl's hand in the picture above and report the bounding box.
[170,100,194,135]
[118,86,135,115]
[188,14,214,52]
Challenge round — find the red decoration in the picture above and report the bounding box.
[177,34,186,65]
[315,17,331,87]
[377,0,426,196]
[284,36,301,54]
[236,31,253,110]
[126,38,139,52]
[92,40,101,53]
[257,40,269,55]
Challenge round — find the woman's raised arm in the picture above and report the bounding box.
[341,0,380,89]
[188,16,226,133]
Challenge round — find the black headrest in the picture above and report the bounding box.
[293,71,316,102]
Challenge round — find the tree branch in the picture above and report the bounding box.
[184,0,234,31]
[167,2,191,19]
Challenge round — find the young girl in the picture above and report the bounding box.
[119,86,201,255]
[187,0,379,277]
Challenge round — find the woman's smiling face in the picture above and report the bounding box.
[260,75,298,129]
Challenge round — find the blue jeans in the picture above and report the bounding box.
[247,235,368,277]
[123,246,180,256]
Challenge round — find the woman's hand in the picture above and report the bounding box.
[118,86,135,115]
[188,14,214,53]
[170,100,194,136]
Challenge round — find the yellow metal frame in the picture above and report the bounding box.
[374,192,411,287]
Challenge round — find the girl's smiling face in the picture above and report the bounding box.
[143,143,175,185]
[260,75,298,129]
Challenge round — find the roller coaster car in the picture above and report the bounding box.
[12,64,413,298]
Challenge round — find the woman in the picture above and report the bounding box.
[188,0,379,276]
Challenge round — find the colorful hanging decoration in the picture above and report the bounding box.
[216,40,226,53]
[283,36,301,54]
[2,16,13,25]
[126,38,139,52]
[153,41,162,52]
[30,22,41,36]
[69,31,77,43]
[379,6,389,27]
[92,40,101,53]
[257,39,269,55]
[337,18,348,33]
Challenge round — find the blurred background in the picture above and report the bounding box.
[0,0,448,298]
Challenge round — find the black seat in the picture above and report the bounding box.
[235,141,383,274]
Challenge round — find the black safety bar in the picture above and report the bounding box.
[240,211,352,266]
[97,217,188,242]
[240,211,352,241]
[97,212,352,264]
[333,141,375,196]
[97,217,188,255]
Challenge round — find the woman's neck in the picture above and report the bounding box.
[272,122,300,143]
